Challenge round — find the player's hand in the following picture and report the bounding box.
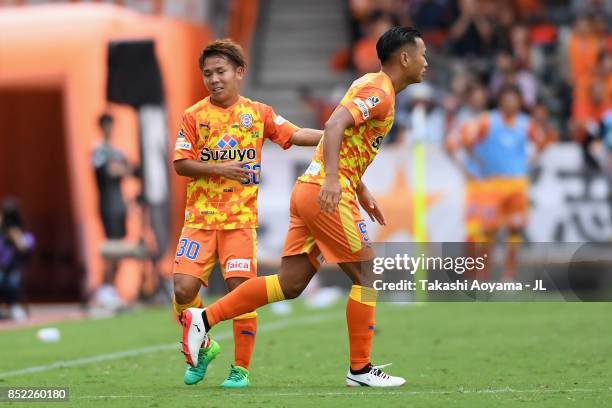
[7,227,23,243]
[357,186,387,225]
[7,227,29,251]
[107,160,129,177]
[216,160,256,182]
[318,177,342,213]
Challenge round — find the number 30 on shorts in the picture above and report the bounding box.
[241,163,261,185]
[176,238,201,260]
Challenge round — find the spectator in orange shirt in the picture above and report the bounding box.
[567,14,605,124]
[567,14,602,84]
[573,51,612,124]
[353,12,394,75]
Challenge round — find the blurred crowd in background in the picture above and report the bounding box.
[307,0,611,161]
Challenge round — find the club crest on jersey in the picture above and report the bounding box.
[356,221,370,242]
[366,96,380,109]
[240,113,253,129]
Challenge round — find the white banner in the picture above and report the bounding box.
[256,143,612,263]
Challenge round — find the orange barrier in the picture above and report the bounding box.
[227,0,259,54]
[0,4,211,301]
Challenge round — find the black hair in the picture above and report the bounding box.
[98,113,113,128]
[376,26,422,64]
[498,84,522,100]
[1,198,22,230]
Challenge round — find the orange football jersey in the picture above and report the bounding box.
[174,96,299,229]
[298,71,395,193]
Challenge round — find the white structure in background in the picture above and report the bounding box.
[257,143,611,265]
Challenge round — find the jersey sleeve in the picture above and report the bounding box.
[174,111,198,161]
[263,105,299,149]
[341,85,392,127]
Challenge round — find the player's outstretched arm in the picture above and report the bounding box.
[174,158,255,182]
[289,128,324,146]
[318,107,355,213]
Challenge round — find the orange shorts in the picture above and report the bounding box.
[466,178,528,232]
[282,182,373,268]
[465,180,488,241]
[173,227,257,286]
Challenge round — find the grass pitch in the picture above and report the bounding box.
[1,301,611,407]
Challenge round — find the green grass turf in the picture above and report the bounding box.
[0,301,611,407]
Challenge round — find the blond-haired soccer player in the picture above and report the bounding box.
[180,27,427,387]
[173,39,322,388]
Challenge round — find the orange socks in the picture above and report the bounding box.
[346,285,377,371]
[206,275,285,327]
[233,313,257,369]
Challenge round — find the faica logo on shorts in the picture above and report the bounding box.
[226,258,251,272]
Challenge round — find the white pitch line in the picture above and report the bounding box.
[73,387,612,400]
[0,312,342,379]
[76,396,153,399]
[220,387,612,397]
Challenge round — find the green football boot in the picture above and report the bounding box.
[183,339,220,385]
[220,364,250,388]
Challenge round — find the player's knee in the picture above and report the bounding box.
[173,279,200,304]
[508,225,524,235]
[226,277,248,292]
[346,272,368,287]
[281,281,305,300]
[482,228,497,242]
[507,227,524,244]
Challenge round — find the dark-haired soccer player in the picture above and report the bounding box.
[459,85,554,281]
[173,39,322,388]
[180,27,427,387]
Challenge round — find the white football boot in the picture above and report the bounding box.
[346,363,406,387]
[180,307,208,368]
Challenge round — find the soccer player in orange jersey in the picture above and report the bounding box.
[180,27,428,387]
[173,39,322,388]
